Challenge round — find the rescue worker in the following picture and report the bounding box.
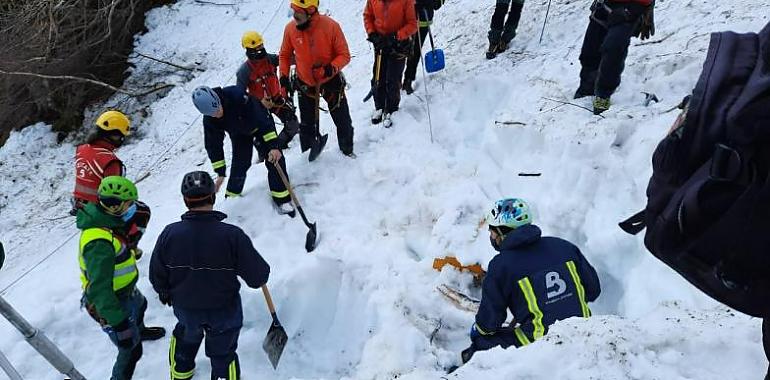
[364,0,418,128]
[72,110,151,254]
[486,0,525,59]
[462,198,601,363]
[403,0,444,95]
[191,85,295,216]
[279,0,356,160]
[575,0,655,114]
[76,176,165,380]
[149,171,271,380]
[236,31,299,150]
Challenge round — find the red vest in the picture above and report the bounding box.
[73,140,123,203]
[246,59,281,100]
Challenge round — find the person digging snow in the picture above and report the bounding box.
[279,0,356,160]
[403,0,444,95]
[459,198,601,365]
[575,0,655,114]
[149,171,271,380]
[76,176,165,380]
[236,30,300,150]
[192,85,295,216]
[486,0,525,59]
[72,110,151,258]
[364,0,418,128]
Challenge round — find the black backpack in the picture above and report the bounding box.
[620,21,770,318]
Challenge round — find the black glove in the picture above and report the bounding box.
[279,76,293,94]
[637,4,655,40]
[158,292,172,306]
[112,319,137,349]
[368,33,386,50]
[323,64,336,78]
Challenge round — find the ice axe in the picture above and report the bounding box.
[273,162,319,252]
[261,285,288,369]
[363,49,382,103]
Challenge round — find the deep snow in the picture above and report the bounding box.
[1,0,769,379]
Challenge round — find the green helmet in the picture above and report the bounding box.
[98,176,138,201]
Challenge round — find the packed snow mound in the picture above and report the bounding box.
[1,0,769,379]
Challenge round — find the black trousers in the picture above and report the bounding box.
[226,136,290,204]
[296,74,354,155]
[763,319,770,379]
[404,12,432,82]
[372,52,407,113]
[271,102,300,149]
[578,3,643,98]
[489,0,524,44]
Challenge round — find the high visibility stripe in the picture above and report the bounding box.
[419,20,432,27]
[169,335,195,379]
[518,277,545,340]
[225,191,241,198]
[473,323,494,336]
[566,261,591,318]
[263,131,278,142]
[514,327,531,346]
[74,183,99,195]
[211,160,226,169]
[229,359,237,379]
[270,190,290,198]
[78,228,137,291]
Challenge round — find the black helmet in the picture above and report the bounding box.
[181,171,215,198]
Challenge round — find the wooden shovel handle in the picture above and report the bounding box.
[261,285,277,314]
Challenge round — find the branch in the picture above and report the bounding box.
[132,51,201,72]
[541,97,605,118]
[0,69,173,97]
[194,0,237,5]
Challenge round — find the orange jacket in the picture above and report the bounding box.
[279,15,351,86]
[363,0,418,41]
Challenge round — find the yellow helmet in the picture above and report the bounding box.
[241,31,264,49]
[95,110,130,136]
[290,0,319,10]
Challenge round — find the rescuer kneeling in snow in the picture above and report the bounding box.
[461,198,601,363]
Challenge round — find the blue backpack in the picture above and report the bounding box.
[620,21,770,317]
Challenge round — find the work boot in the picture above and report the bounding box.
[273,201,296,218]
[403,80,414,95]
[573,85,594,99]
[383,113,393,128]
[140,326,166,341]
[371,109,384,124]
[486,40,500,60]
[593,96,611,115]
[497,40,510,54]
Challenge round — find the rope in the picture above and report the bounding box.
[0,0,287,295]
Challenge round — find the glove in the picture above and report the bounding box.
[112,319,137,349]
[158,292,172,306]
[313,64,337,80]
[637,4,655,40]
[368,32,389,50]
[279,76,293,94]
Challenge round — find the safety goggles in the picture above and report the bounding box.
[98,196,134,216]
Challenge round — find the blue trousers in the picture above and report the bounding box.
[100,289,146,380]
[169,300,243,380]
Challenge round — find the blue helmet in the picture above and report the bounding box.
[192,86,222,116]
[486,198,532,230]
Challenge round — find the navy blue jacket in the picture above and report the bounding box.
[475,224,600,342]
[203,86,278,177]
[149,210,270,309]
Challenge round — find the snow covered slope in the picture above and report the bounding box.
[1,0,769,379]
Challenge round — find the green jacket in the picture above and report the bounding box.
[76,203,137,326]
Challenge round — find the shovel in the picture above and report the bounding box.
[308,83,328,162]
[273,162,319,252]
[423,10,445,73]
[261,285,288,370]
[363,49,383,103]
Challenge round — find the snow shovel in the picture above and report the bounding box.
[261,285,288,369]
[423,11,445,73]
[273,162,319,252]
[308,83,328,162]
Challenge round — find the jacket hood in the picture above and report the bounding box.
[76,202,125,230]
[499,224,542,251]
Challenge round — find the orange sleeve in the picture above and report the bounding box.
[397,0,418,41]
[363,0,375,35]
[330,21,351,71]
[279,25,293,78]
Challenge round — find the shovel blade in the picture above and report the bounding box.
[305,222,318,253]
[308,134,328,162]
[425,49,445,73]
[262,323,288,369]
